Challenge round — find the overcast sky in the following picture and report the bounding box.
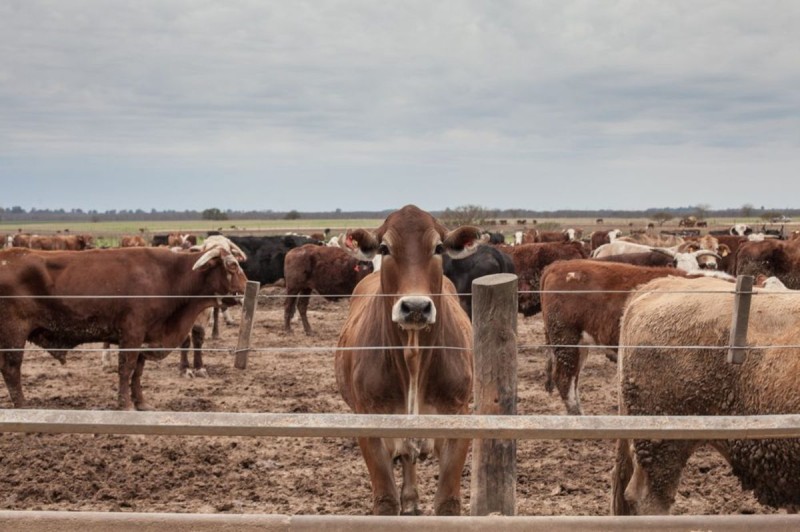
[1,1,798,213]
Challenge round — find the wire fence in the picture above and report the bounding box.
[3,283,798,355]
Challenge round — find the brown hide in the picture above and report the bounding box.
[335,205,474,516]
[540,260,688,414]
[11,234,31,247]
[535,230,569,243]
[0,246,247,410]
[121,235,148,247]
[283,244,373,334]
[503,241,587,316]
[713,235,747,274]
[736,238,800,289]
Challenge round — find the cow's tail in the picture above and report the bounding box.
[611,438,634,515]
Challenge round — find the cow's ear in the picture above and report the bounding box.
[718,244,731,257]
[343,229,379,261]
[684,242,700,253]
[444,226,486,260]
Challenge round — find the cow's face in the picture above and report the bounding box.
[192,242,248,300]
[344,205,482,331]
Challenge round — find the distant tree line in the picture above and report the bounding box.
[0,204,798,224]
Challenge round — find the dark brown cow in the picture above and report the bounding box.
[336,205,479,516]
[283,244,374,335]
[500,241,587,316]
[592,251,676,268]
[0,239,247,410]
[540,260,693,414]
[590,229,622,251]
[120,235,148,247]
[736,237,800,288]
[713,235,748,273]
[11,234,32,247]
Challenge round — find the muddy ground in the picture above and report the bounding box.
[0,287,777,516]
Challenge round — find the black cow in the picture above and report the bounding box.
[443,245,516,318]
[229,235,321,285]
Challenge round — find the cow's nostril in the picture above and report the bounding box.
[400,301,411,314]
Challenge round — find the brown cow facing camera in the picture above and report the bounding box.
[336,205,481,516]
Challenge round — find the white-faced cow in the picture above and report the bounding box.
[335,205,480,516]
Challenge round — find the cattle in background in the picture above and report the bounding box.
[499,219,508,225]
[443,244,515,318]
[517,219,527,225]
[593,236,729,271]
[283,244,374,335]
[710,223,753,237]
[11,234,32,248]
[678,216,697,227]
[336,205,479,515]
[167,233,197,249]
[229,235,320,286]
[540,260,732,415]
[695,220,708,227]
[0,237,247,410]
[534,229,583,243]
[613,275,800,515]
[596,218,604,224]
[589,229,622,251]
[500,241,587,316]
[617,233,684,247]
[735,237,800,288]
[481,231,505,245]
[26,234,94,250]
[592,251,676,268]
[120,235,147,247]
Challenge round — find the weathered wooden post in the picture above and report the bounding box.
[234,280,260,370]
[470,273,518,516]
[728,275,754,364]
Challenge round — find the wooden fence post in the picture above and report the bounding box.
[234,280,260,370]
[470,273,518,516]
[728,275,754,365]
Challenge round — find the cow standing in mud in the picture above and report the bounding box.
[335,205,481,515]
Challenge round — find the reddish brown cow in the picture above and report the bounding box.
[592,251,676,268]
[590,229,622,251]
[168,233,197,248]
[736,237,800,288]
[283,244,374,335]
[0,239,247,410]
[500,241,587,315]
[120,235,148,247]
[11,234,32,247]
[713,235,748,273]
[336,205,479,516]
[540,260,694,414]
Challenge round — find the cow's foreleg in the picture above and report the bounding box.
[550,329,584,415]
[433,437,470,515]
[358,437,400,515]
[399,453,421,515]
[0,351,26,407]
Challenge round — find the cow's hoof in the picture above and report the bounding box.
[194,368,209,378]
[135,402,154,411]
[435,498,461,516]
[373,496,400,515]
[180,369,195,379]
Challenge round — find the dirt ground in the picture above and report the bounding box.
[0,286,778,516]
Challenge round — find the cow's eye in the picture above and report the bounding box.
[434,243,444,255]
[379,243,390,256]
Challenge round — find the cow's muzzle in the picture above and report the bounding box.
[392,296,436,329]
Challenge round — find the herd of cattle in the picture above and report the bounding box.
[2,209,800,516]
